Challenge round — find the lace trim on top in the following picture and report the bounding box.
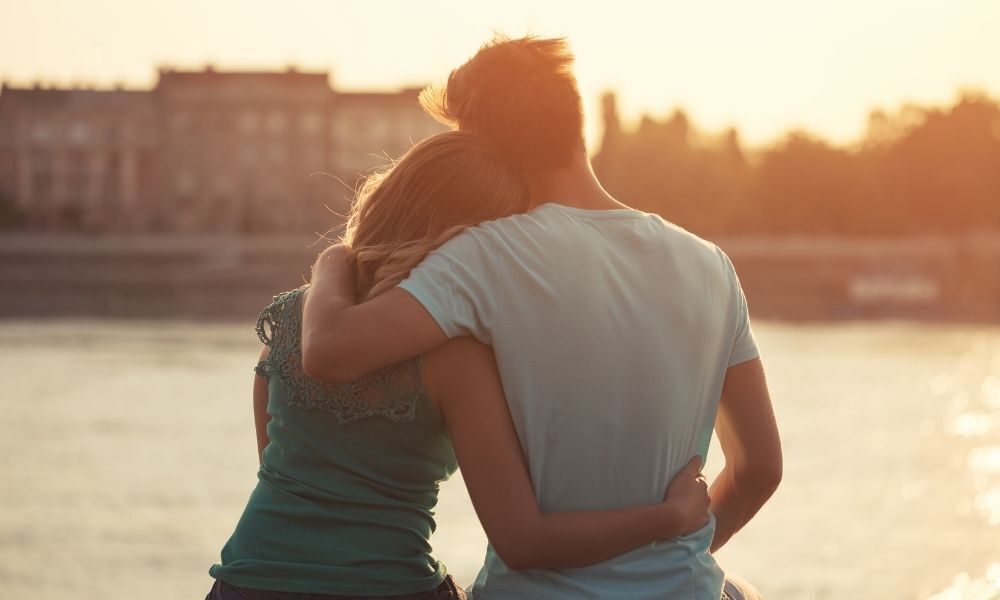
[255,286,421,424]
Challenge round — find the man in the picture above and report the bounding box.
[301,36,781,599]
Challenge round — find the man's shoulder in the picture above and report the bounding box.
[470,205,555,236]
[431,219,511,255]
[643,213,726,260]
[433,208,549,253]
[431,205,725,264]
[422,216,521,266]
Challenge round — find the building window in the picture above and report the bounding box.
[368,116,390,140]
[30,150,54,205]
[266,110,287,135]
[104,152,121,202]
[300,111,323,136]
[267,144,287,163]
[174,170,197,195]
[239,145,258,165]
[212,175,233,196]
[65,150,89,206]
[350,114,373,136]
[68,121,91,145]
[425,121,445,138]
[171,112,192,133]
[238,111,260,135]
[304,145,325,171]
[213,113,230,134]
[31,120,53,143]
[107,123,122,145]
[133,117,156,144]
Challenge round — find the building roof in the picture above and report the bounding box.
[0,71,428,111]
[335,87,422,104]
[156,66,331,87]
[0,85,153,112]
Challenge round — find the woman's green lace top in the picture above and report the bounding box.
[254,285,421,423]
[210,285,457,595]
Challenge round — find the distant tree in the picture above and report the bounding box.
[751,132,877,235]
[592,90,1000,236]
[593,96,751,234]
[874,93,1000,233]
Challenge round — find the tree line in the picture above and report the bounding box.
[592,91,1000,236]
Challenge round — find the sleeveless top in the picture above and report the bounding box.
[209,286,458,596]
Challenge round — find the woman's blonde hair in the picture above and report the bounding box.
[343,130,530,301]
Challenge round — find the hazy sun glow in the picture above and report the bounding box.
[2,0,999,148]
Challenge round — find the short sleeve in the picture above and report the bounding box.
[720,249,760,367]
[396,230,499,344]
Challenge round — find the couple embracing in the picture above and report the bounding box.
[207,35,781,600]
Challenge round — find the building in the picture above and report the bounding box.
[0,67,446,233]
[0,87,157,231]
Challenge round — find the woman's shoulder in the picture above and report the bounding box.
[256,285,309,347]
[255,284,426,425]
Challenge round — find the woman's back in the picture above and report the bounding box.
[210,287,457,596]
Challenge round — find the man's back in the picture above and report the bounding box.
[399,203,758,599]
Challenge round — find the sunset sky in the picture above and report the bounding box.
[2,0,998,148]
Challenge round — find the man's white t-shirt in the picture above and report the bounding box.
[399,203,759,600]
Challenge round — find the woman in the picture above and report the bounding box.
[207,131,711,599]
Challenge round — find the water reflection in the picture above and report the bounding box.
[926,342,1000,598]
[926,563,1000,600]
[1,321,998,600]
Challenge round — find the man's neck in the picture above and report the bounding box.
[528,151,631,211]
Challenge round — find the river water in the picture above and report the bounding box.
[0,320,998,599]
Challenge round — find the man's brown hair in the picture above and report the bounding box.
[420,35,585,177]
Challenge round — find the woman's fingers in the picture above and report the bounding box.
[681,455,703,477]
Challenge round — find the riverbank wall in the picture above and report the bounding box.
[1,233,997,322]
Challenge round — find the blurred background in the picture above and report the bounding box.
[0,1,998,599]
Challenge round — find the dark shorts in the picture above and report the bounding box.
[205,576,466,600]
